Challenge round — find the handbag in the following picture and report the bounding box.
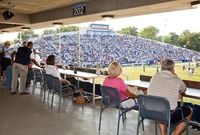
[73,89,89,104]
[125,86,144,98]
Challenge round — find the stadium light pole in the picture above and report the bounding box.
[53,22,63,64]
[78,28,81,67]
[162,18,167,43]
[20,32,22,42]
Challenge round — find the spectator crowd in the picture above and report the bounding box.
[7,33,200,67]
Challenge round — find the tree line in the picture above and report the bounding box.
[11,26,80,45]
[117,26,200,51]
[0,26,80,47]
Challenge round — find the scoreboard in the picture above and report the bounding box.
[90,24,109,30]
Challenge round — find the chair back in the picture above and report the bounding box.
[44,74,54,90]
[44,74,62,93]
[51,75,62,93]
[100,86,121,108]
[33,69,42,82]
[137,95,171,125]
[28,69,34,80]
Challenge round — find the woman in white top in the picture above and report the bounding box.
[46,55,70,84]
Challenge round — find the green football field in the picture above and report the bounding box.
[121,63,200,81]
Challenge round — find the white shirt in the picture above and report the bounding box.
[46,65,61,80]
[3,46,11,59]
[148,70,186,110]
[30,52,41,68]
[30,53,41,62]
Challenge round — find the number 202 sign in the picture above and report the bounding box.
[73,3,86,16]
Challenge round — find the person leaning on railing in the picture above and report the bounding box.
[148,59,193,135]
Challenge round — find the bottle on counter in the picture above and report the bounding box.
[96,67,101,75]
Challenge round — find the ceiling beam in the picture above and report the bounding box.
[30,0,177,24]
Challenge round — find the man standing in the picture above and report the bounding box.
[148,59,192,135]
[11,41,41,95]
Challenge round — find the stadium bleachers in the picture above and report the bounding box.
[11,33,200,67]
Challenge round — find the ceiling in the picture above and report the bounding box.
[0,0,197,34]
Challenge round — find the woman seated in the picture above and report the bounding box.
[103,61,136,108]
[46,55,70,84]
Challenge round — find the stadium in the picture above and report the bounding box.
[0,0,200,135]
[9,23,200,82]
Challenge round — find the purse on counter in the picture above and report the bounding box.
[125,86,144,98]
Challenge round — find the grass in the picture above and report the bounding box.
[122,63,200,81]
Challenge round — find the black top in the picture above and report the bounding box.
[15,47,32,65]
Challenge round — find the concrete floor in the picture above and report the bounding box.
[0,82,160,135]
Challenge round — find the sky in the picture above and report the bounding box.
[0,7,200,42]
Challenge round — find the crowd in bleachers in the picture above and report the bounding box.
[10,33,200,67]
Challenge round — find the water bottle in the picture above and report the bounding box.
[96,68,100,75]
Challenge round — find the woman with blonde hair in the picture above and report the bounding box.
[103,61,136,108]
